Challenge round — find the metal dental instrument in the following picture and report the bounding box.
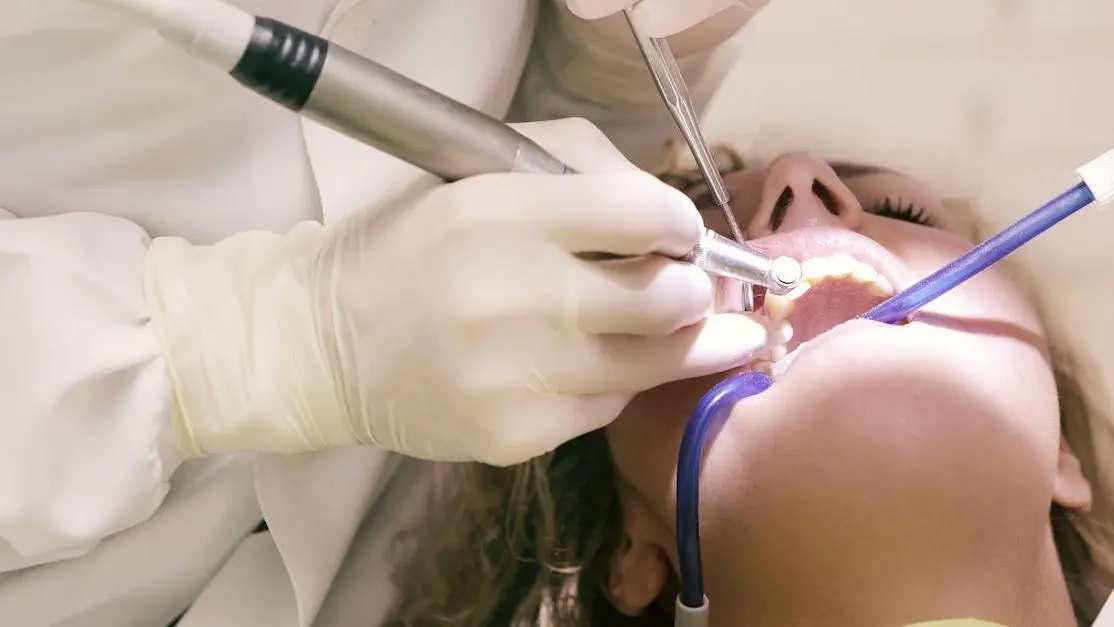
[621,9,775,310]
[85,0,802,295]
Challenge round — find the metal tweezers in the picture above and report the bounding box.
[622,10,756,311]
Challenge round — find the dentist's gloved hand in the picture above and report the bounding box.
[144,118,771,467]
[565,0,770,38]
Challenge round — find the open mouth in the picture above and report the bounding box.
[741,228,911,373]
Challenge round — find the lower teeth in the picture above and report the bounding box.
[771,342,807,379]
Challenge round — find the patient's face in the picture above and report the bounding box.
[602,154,1089,625]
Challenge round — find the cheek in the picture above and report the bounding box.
[859,219,1046,337]
[860,217,977,281]
[606,377,719,522]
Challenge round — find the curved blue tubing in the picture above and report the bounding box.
[676,372,773,608]
[675,181,1097,610]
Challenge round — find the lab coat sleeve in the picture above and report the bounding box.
[510,0,756,170]
[0,210,184,572]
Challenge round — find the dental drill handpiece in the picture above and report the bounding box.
[86,0,801,295]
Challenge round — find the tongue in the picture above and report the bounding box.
[786,281,885,350]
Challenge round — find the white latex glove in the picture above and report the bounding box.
[566,0,770,38]
[145,118,771,467]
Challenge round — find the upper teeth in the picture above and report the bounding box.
[757,254,895,376]
[767,253,894,324]
[804,254,893,296]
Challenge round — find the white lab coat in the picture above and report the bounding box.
[0,1,740,625]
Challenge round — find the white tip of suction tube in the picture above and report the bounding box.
[1078,149,1114,208]
[674,596,710,627]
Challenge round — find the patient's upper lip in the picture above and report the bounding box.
[745,227,911,292]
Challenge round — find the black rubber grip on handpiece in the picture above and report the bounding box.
[229,17,327,111]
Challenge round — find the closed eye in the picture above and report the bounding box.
[869,198,936,227]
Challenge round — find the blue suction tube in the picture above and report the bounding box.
[863,182,1094,324]
[675,180,1098,611]
[676,371,773,608]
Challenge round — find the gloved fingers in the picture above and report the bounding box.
[568,312,772,394]
[564,0,631,20]
[630,0,742,37]
[510,118,636,173]
[574,256,714,336]
[435,169,700,256]
[512,170,702,257]
[480,391,632,467]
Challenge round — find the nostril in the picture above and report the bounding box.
[811,179,840,216]
[771,187,793,230]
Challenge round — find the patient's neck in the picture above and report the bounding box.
[703,528,1076,627]
[1032,531,1084,627]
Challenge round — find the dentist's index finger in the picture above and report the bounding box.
[573,313,773,394]
[489,170,703,258]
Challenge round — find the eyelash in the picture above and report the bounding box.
[869,198,935,227]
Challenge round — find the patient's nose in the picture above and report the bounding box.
[747,153,864,237]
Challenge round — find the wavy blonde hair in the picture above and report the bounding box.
[382,146,1114,626]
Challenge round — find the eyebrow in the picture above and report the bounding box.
[826,161,893,180]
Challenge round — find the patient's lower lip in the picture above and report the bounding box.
[795,318,887,356]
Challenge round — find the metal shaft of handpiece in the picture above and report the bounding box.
[622,11,754,310]
[302,45,572,180]
[204,14,789,293]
